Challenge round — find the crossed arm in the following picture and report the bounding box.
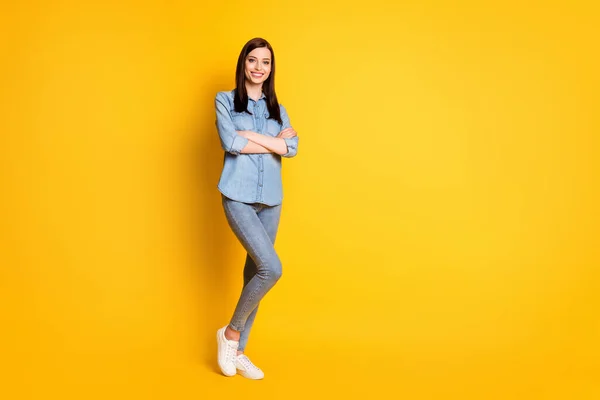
[237,129,297,155]
[215,93,299,157]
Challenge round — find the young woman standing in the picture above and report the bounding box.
[214,37,299,380]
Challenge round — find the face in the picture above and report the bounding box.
[244,47,272,85]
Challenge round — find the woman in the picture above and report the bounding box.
[214,37,299,380]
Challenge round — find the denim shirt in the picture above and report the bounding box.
[215,90,299,206]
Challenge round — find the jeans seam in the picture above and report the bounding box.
[237,279,265,328]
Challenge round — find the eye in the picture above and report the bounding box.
[248,58,256,63]
[263,61,270,65]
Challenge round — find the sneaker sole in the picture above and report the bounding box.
[237,369,264,380]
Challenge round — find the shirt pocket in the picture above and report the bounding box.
[265,117,282,137]
[230,111,254,131]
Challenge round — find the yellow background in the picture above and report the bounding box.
[1,1,598,399]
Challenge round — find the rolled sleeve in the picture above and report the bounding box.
[229,133,249,154]
[215,93,249,155]
[280,104,299,158]
[282,136,299,158]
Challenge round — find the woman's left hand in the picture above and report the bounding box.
[277,128,297,139]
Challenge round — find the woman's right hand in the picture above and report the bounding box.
[277,127,297,139]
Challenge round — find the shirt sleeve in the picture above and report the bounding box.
[280,104,299,158]
[215,92,249,155]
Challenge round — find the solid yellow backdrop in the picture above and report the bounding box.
[1,0,598,399]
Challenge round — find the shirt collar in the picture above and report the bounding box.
[231,89,266,101]
[248,92,266,102]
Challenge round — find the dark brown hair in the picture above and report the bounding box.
[234,38,282,124]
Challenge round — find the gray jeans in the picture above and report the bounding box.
[221,194,283,352]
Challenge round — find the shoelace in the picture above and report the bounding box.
[238,355,259,371]
[225,341,238,364]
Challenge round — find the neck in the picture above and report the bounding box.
[245,82,263,101]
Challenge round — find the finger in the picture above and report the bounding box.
[278,128,297,138]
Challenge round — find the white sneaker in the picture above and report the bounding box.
[236,354,265,380]
[216,326,238,377]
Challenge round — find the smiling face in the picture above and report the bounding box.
[244,47,272,86]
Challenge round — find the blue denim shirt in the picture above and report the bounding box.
[215,90,299,206]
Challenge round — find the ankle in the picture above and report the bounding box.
[225,325,240,341]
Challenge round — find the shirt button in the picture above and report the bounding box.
[259,183,263,187]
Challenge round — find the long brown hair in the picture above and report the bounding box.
[234,38,282,124]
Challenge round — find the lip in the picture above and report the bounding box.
[250,72,264,77]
